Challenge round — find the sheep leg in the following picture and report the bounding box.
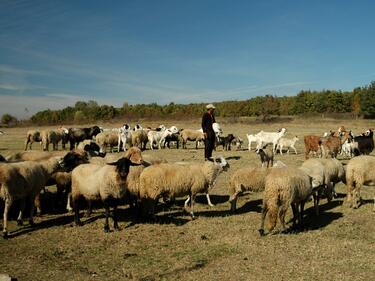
[293,146,297,154]
[279,145,283,155]
[73,197,83,226]
[206,193,214,207]
[3,198,13,238]
[190,194,196,219]
[229,192,239,212]
[16,199,26,226]
[258,202,268,236]
[84,200,92,217]
[112,200,120,230]
[28,196,35,227]
[332,183,338,198]
[184,196,190,210]
[66,192,73,212]
[103,200,111,233]
[299,201,306,230]
[291,203,298,229]
[353,186,361,209]
[313,192,320,216]
[278,206,287,232]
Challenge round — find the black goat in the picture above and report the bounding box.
[216,134,235,151]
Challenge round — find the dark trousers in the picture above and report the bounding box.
[204,133,215,159]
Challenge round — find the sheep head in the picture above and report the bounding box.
[59,150,90,172]
[107,157,141,178]
[124,146,143,165]
[214,156,230,171]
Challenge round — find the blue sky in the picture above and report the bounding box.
[1,0,375,118]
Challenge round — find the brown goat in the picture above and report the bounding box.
[304,135,322,159]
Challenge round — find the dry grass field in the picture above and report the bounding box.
[0,117,375,281]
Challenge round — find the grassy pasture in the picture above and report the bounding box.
[0,117,375,281]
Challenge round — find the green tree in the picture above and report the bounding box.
[1,113,18,126]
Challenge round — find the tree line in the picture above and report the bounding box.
[2,81,375,126]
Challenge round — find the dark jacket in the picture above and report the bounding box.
[201,112,216,136]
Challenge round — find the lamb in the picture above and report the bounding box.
[246,133,259,151]
[24,130,42,150]
[95,131,119,152]
[256,128,287,153]
[139,156,229,218]
[71,155,142,232]
[345,155,375,210]
[256,145,274,168]
[259,167,316,236]
[277,136,299,155]
[0,151,84,238]
[228,166,270,212]
[216,134,235,151]
[180,129,205,149]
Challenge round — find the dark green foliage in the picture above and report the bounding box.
[28,81,375,124]
[1,113,18,126]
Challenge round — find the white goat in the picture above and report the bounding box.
[256,128,287,153]
[117,124,132,152]
[277,136,299,155]
[246,133,259,151]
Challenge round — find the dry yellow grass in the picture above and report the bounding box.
[0,117,375,280]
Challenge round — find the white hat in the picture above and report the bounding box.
[206,103,216,109]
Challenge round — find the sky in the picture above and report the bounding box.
[1,0,375,118]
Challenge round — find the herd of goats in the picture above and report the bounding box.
[0,123,374,238]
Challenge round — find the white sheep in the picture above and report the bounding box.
[277,136,299,155]
[345,155,375,210]
[228,166,270,212]
[71,156,142,232]
[259,166,317,235]
[139,156,229,218]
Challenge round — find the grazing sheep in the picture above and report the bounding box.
[71,156,142,232]
[139,156,229,218]
[316,158,345,199]
[180,129,205,149]
[256,145,274,168]
[345,155,375,210]
[24,130,42,150]
[0,151,84,238]
[228,166,270,212]
[259,167,315,236]
[277,136,299,155]
[95,131,119,152]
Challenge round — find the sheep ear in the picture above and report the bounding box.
[106,160,119,166]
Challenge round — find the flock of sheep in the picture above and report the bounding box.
[0,122,374,238]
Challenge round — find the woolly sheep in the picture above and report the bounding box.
[0,151,84,238]
[131,130,148,150]
[139,156,229,218]
[315,158,345,200]
[95,131,119,152]
[41,128,69,151]
[180,129,205,149]
[228,166,270,212]
[259,167,316,236]
[345,155,375,210]
[71,155,142,232]
[24,130,42,150]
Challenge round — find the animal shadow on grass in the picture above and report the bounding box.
[226,156,241,160]
[285,200,344,233]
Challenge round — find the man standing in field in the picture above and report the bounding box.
[202,103,216,161]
